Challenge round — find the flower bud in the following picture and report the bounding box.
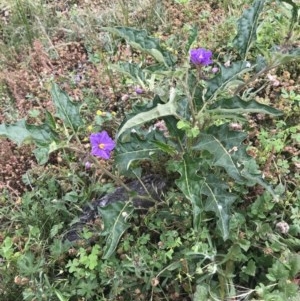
[135,87,144,94]
[211,67,219,73]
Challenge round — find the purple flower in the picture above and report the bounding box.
[190,48,213,66]
[85,161,91,169]
[135,87,144,94]
[90,131,115,160]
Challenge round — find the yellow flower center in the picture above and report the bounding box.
[99,143,105,149]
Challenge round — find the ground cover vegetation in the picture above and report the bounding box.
[0,0,299,300]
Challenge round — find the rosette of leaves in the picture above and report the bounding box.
[105,0,299,241]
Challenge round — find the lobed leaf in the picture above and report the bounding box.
[0,118,60,164]
[202,175,236,240]
[186,25,198,53]
[0,120,59,147]
[205,61,249,99]
[192,125,248,182]
[99,201,134,259]
[117,87,179,138]
[208,96,283,116]
[102,27,175,67]
[168,156,204,231]
[232,0,266,59]
[26,123,60,164]
[169,157,236,239]
[0,119,31,145]
[279,0,299,33]
[112,62,146,83]
[50,83,83,133]
[32,146,51,165]
[115,130,165,175]
[193,124,278,199]
[272,48,300,65]
[25,123,59,146]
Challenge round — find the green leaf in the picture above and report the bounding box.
[233,0,266,59]
[202,175,236,240]
[17,252,44,276]
[0,237,14,259]
[288,254,300,277]
[186,25,198,53]
[25,123,59,146]
[100,201,134,259]
[0,119,31,145]
[112,62,146,83]
[169,158,236,239]
[117,87,179,138]
[225,244,247,262]
[242,259,256,276]
[82,245,100,270]
[192,124,278,199]
[188,71,204,108]
[205,61,249,99]
[45,110,57,131]
[267,261,289,282]
[272,48,300,66]
[208,96,283,116]
[27,122,59,164]
[32,146,50,165]
[0,112,61,164]
[193,284,209,300]
[192,125,248,182]
[50,83,83,132]
[54,289,69,301]
[255,55,268,72]
[102,27,175,67]
[164,115,185,140]
[239,161,279,200]
[168,156,204,231]
[279,0,299,33]
[0,120,59,165]
[115,130,164,175]
[152,140,178,155]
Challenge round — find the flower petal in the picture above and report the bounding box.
[90,131,115,160]
[190,48,213,66]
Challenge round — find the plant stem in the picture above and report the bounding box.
[64,146,131,192]
[234,63,282,95]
